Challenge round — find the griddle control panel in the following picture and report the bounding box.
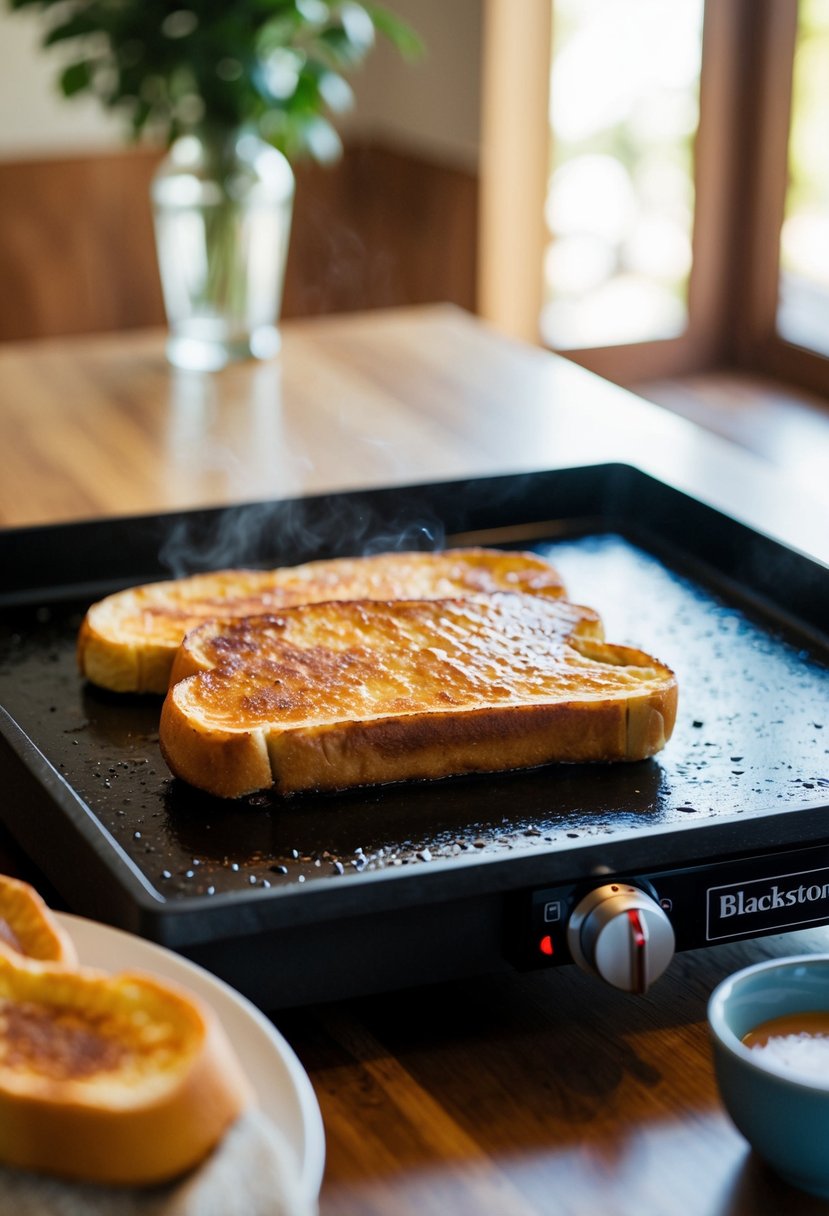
[566,883,675,993]
[510,840,829,985]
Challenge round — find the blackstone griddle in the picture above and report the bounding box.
[1,463,827,1007]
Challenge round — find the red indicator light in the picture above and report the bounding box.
[539,934,554,956]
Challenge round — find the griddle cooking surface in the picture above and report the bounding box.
[1,533,826,905]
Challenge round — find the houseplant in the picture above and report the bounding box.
[10,0,420,369]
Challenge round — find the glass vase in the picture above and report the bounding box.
[151,126,295,372]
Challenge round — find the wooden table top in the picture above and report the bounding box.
[2,304,827,561]
[1,305,829,1216]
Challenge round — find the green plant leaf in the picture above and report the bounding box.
[8,0,424,164]
[316,25,366,68]
[318,69,353,112]
[366,6,424,59]
[43,15,100,46]
[257,12,304,55]
[129,97,153,138]
[60,60,93,97]
[299,112,342,160]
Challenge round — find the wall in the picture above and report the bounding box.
[0,10,122,157]
[350,0,482,169]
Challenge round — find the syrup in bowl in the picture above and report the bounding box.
[708,955,829,1199]
[743,1010,829,1078]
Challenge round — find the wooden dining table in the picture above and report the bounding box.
[1,303,829,1216]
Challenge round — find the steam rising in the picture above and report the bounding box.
[158,494,446,578]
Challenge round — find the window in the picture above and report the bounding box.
[542,0,704,351]
[777,0,829,360]
[479,0,829,398]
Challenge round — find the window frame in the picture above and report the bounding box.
[478,0,829,398]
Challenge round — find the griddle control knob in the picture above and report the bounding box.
[566,884,675,993]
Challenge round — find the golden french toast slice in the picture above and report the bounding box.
[159,593,677,798]
[0,950,252,1185]
[0,875,77,967]
[78,548,567,694]
[171,593,598,690]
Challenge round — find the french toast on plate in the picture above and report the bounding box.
[0,949,252,1184]
[0,875,77,967]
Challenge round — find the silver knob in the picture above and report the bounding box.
[566,883,675,993]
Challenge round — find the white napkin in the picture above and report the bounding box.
[0,1110,316,1216]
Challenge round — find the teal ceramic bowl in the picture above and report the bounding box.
[708,954,829,1198]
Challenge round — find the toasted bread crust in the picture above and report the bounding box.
[78,549,568,693]
[160,593,677,797]
[0,875,77,967]
[0,952,252,1185]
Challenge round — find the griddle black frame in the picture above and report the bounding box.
[1,463,827,1007]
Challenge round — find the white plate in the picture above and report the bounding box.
[56,912,325,1206]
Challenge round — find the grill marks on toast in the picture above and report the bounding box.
[77,549,568,693]
[159,594,678,797]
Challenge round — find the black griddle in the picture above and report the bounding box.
[1,464,827,1007]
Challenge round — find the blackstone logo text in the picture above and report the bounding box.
[707,866,829,941]
[719,881,829,918]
